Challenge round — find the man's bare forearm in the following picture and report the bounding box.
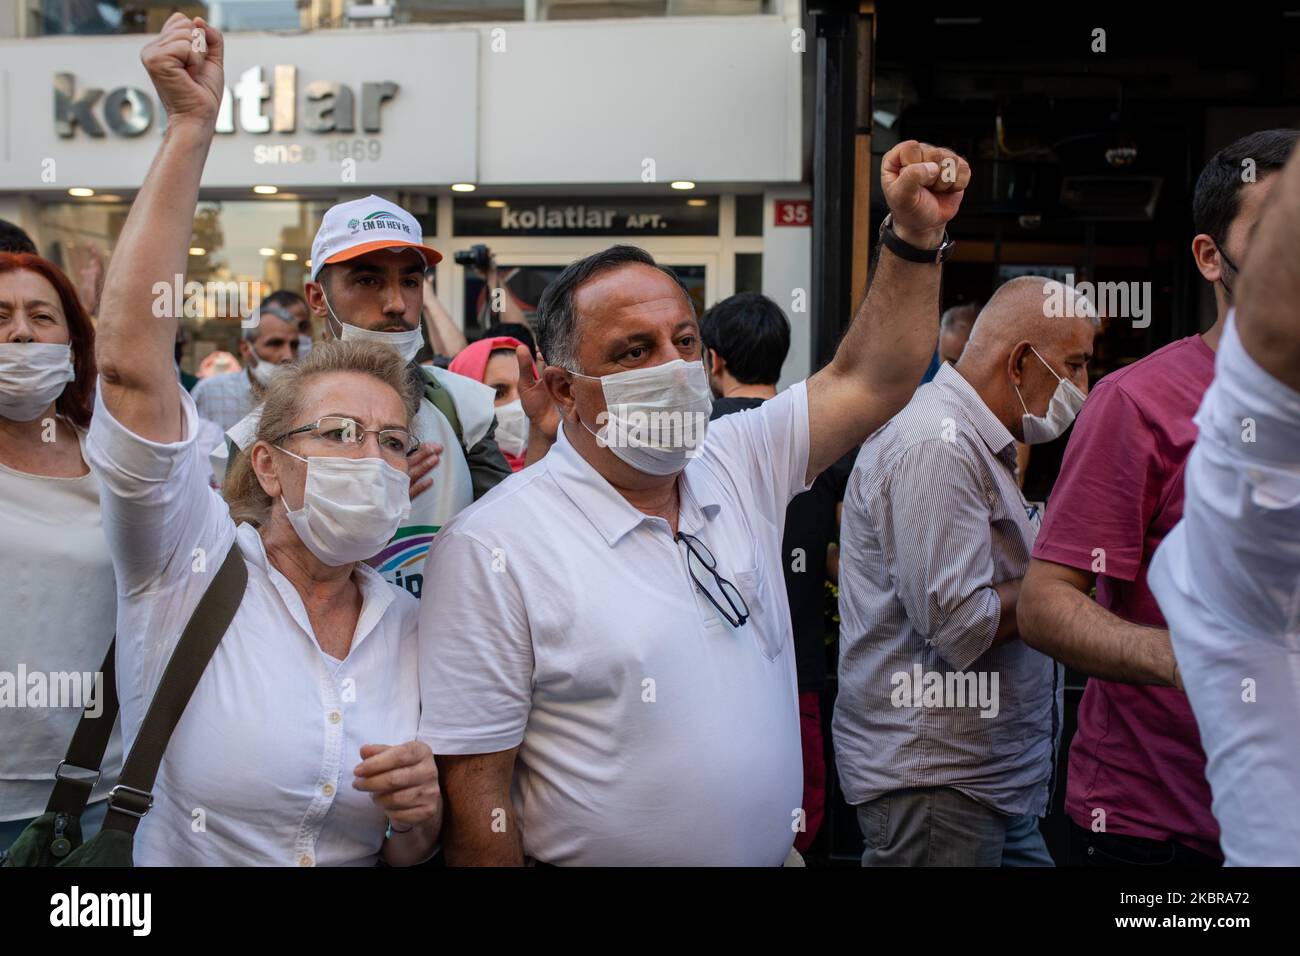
[805,244,941,477]
[835,239,943,402]
[1236,141,1300,391]
[437,752,524,866]
[804,142,967,481]
[96,120,214,440]
[1018,563,1178,685]
[990,578,1022,646]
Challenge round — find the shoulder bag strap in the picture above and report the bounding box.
[100,542,248,834]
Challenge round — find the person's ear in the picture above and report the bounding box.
[250,442,284,501]
[708,348,726,380]
[1007,341,1033,387]
[1191,234,1224,284]
[304,281,330,321]
[238,339,253,363]
[542,366,579,422]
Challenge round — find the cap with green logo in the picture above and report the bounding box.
[310,195,442,281]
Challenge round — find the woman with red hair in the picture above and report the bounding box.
[449,335,536,472]
[0,251,120,850]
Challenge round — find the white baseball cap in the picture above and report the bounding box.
[310,194,442,281]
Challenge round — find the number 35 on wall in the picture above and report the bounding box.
[774,199,811,226]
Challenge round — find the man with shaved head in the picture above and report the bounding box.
[834,275,1098,867]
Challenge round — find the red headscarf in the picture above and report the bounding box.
[449,336,536,472]
[448,335,534,383]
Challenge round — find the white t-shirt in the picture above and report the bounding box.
[1150,311,1300,866]
[0,425,121,821]
[84,382,420,866]
[418,382,811,865]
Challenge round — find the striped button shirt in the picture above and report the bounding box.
[191,369,260,432]
[832,362,1062,817]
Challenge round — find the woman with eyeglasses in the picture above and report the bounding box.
[82,15,441,865]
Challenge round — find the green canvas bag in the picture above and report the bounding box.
[2,545,247,867]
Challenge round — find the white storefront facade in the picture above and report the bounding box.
[0,2,813,385]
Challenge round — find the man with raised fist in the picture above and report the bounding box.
[419,142,970,865]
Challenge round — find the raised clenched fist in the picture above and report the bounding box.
[880,140,972,248]
[139,14,225,127]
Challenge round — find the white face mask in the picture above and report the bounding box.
[0,342,75,422]
[571,358,714,476]
[274,448,412,566]
[248,354,287,388]
[1016,346,1086,444]
[494,398,528,458]
[321,287,423,365]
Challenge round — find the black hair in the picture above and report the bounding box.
[699,292,790,386]
[534,245,690,369]
[1193,129,1298,247]
[0,219,37,255]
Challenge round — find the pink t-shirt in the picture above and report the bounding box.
[1033,333,1221,859]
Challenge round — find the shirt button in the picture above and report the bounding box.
[298,854,314,867]
[321,783,335,797]
[328,710,341,724]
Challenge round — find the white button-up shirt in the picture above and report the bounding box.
[1150,312,1300,866]
[418,382,811,865]
[85,383,420,866]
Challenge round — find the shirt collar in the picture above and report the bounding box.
[679,474,722,536]
[546,423,722,546]
[236,521,394,656]
[932,362,1017,462]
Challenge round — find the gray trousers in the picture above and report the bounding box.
[855,786,1054,867]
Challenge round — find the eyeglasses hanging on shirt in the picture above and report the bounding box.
[675,531,750,628]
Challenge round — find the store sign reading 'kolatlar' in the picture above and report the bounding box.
[54,67,398,139]
[454,197,721,237]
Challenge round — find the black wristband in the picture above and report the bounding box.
[878,213,954,264]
